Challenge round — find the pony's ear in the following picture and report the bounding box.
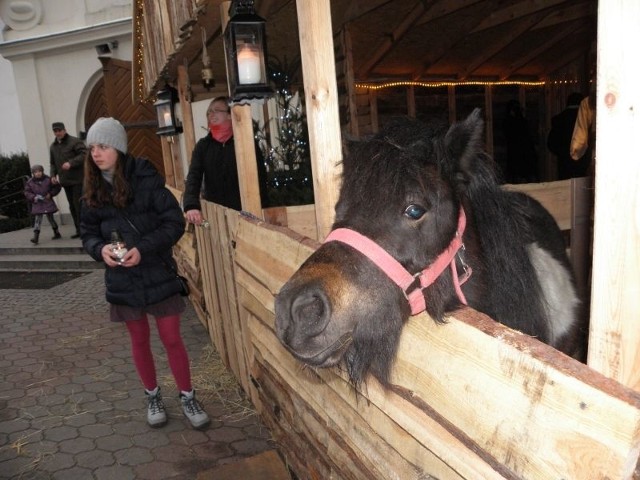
[444,108,484,175]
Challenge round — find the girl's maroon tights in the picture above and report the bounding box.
[125,314,192,392]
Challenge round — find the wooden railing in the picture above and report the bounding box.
[170,177,639,479]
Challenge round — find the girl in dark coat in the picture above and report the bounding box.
[80,117,209,430]
[24,164,62,244]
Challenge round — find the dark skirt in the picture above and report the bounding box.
[110,294,186,322]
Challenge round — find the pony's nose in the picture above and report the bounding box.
[275,287,331,347]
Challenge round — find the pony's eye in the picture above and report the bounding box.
[404,204,426,220]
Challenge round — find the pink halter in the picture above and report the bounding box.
[323,207,471,315]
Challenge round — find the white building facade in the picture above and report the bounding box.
[0,0,133,219]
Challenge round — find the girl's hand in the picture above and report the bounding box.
[119,247,141,267]
[101,244,121,267]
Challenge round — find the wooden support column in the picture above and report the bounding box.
[448,85,456,124]
[484,85,494,156]
[343,26,359,138]
[221,1,263,218]
[232,105,263,217]
[296,0,342,239]
[177,64,196,163]
[407,85,416,118]
[587,0,640,391]
[370,89,379,133]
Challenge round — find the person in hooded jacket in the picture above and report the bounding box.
[80,117,210,430]
[24,164,62,244]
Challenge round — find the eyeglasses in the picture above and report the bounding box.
[206,109,230,115]
[52,128,63,132]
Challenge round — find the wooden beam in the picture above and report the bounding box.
[500,22,587,81]
[296,0,343,240]
[356,2,426,79]
[471,0,567,32]
[588,0,640,391]
[411,0,501,80]
[460,11,548,80]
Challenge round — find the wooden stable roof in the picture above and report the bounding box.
[134,0,597,101]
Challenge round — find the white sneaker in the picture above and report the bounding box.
[180,390,210,430]
[145,387,167,428]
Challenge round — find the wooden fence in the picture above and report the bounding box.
[175,178,640,479]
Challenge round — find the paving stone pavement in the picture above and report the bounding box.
[0,269,279,479]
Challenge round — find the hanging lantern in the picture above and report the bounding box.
[154,84,183,136]
[223,0,273,104]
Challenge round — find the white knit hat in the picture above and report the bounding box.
[86,117,128,153]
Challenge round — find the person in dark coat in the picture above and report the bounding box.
[502,100,538,184]
[49,121,86,238]
[24,164,62,244]
[183,96,240,226]
[547,92,589,180]
[80,117,210,430]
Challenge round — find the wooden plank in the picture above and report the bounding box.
[223,209,251,394]
[235,217,318,296]
[504,179,573,230]
[249,315,466,480]
[393,308,640,479]
[282,204,317,240]
[296,0,343,240]
[569,176,593,299]
[202,201,227,363]
[215,205,240,379]
[588,0,640,391]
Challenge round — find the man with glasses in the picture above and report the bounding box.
[50,121,86,238]
[183,96,241,224]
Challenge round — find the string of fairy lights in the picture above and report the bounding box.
[354,79,578,91]
[133,0,146,102]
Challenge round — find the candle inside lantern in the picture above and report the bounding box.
[237,43,261,84]
[163,110,172,126]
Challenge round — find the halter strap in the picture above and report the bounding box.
[324,207,471,315]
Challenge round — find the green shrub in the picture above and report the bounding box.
[0,152,31,232]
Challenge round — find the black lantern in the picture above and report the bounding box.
[223,0,273,104]
[154,85,183,136]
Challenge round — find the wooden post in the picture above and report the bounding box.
[448,85,456,124]
[370,89,379,133]
[343,27,359,138]
[407,85,416,118]
[296,0,343,239]
[177,64,196,164]
[587,0,640,391]
[484,85,494,156]
[220,1,263,218]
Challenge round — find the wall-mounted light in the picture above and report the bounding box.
[154,84,183,136]
[95,41,118,56]
[223,0,273,104]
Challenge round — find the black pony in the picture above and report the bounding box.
[275,110,585,387]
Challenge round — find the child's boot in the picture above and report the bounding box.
[30,230,39,244]
[180,390,210,429]
[52,228,61,240]
[145,387,167,428]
